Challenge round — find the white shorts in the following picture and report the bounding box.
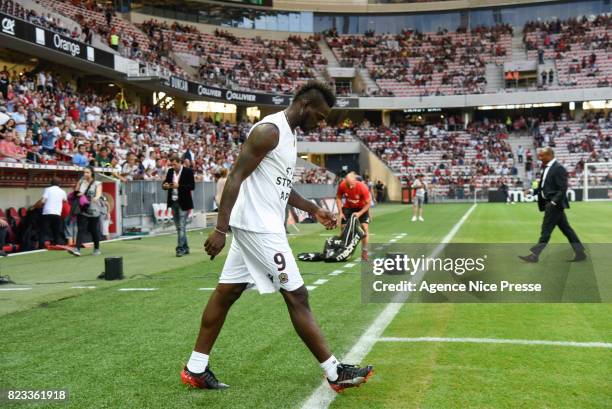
[219,227,304,294]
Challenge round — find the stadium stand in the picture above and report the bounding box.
[138,19,328,93]
[34,0,189,78]
[297,126,357,142]
[524,15,611,89]
[535,114,612,188]
[326,25,512,96]
[354,120,519,197]
[0,67,335,183]
[0,0,82,39]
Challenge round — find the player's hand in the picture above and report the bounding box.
[204,229,226,260]
[0,218,7,227]
[315,208,337,230]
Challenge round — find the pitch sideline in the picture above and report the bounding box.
[300,203,478,409]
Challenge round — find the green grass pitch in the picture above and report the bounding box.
[0,202,610,408]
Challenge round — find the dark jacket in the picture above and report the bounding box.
[535,160,570,211]
[164,167,195,211]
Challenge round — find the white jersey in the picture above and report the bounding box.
[229,111,296,234]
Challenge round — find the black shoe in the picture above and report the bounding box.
[327,363,374,393]
[518,254,539,263]
[183,248,190,255]
[181,366,229,389]
[568,252,587,262]
[176,250,185,257]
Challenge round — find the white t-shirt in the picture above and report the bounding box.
[412,179,426,198]
[42,185,67,216]
[229,111,296,234]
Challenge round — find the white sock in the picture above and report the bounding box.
[186,351,209,373]
[320,355,339,381]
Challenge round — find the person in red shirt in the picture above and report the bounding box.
[335,171,371,261]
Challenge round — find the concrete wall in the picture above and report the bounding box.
[297,141,361,154]
[358,144,402,201]
[129,12,313,40]
[358,87,612,110]
[0,187,46,209]
[274,0,558,13]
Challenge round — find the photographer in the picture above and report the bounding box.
[68,166,103,257]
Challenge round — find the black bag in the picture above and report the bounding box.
[298,214,365,263]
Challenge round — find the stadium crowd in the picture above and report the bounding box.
[0,0,85,40]
[0,68,335,184]
[138,19,327,94]
[524,15,611,89]
[25,0,190,78]
[326,24,512,97]
[3,0,610,96]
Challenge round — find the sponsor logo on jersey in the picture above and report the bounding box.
[279,273,288,284]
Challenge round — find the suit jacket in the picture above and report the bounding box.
[165,167,195,210]
[535,161,570,211]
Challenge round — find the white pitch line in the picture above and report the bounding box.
[389,239,397,242]
[71,285,96,289]
[378,337,612,349]
[306,285,317,291]
[118,288,158,292]
[329,270,344,276]
[6,249,47,257]
[343,262,356,268]
[313,279,328,285]
[198,287,216,291]
[0,287,32,291]
[300,203,477,409]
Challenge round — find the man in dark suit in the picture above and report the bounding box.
[519,147,586,263]
[163,155,195,257]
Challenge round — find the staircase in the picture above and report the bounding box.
[485,63,504,93]
[511,28,528,60]
[358,68,380,95]
[169,51,198,78]
[507,133,536,183]
[312,68,329,83]
[318,40,340,68]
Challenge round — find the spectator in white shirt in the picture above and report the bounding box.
[34,177,67,248]
[37,71,46,91]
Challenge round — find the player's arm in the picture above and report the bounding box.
[204,124,279,258]
[335,185,344,222]
[288,189,336,230]
[355,185,371,217]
